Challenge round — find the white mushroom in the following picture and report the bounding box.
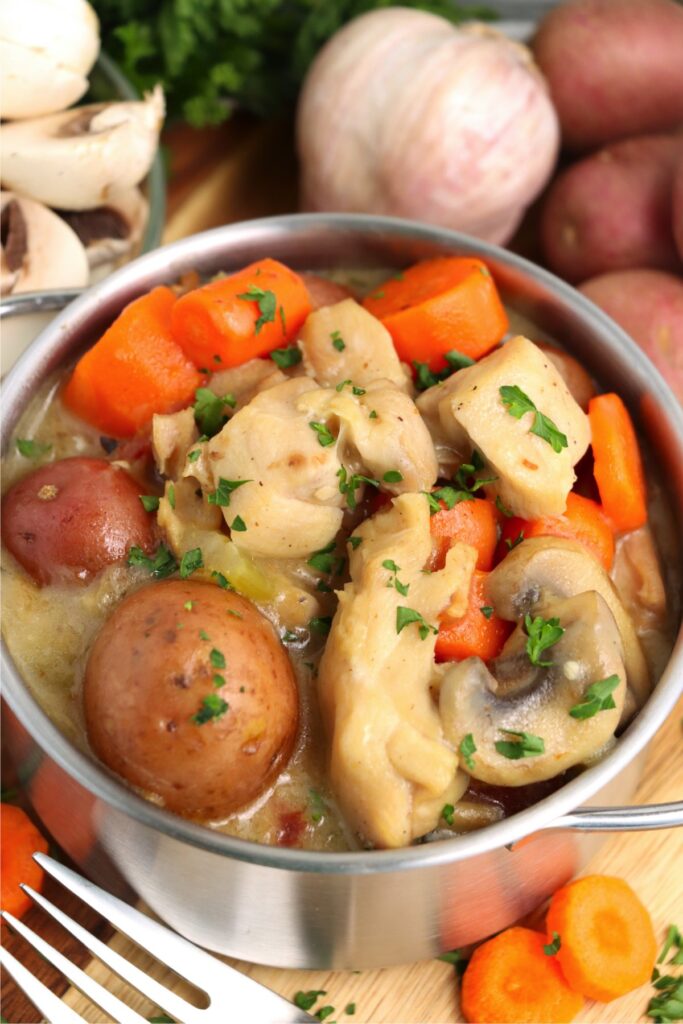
[440,590,627,786]
[0,87,165,210]
[0,0,99,119]
[0,191,89,295]
[57,188,149,280]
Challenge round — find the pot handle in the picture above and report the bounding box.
[541,800,683,833]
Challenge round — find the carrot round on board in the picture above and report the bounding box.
[589,393,648,533]
[430,497,499,572]
[547,875,657,1002]
[460,926,584,1024]
[361,257,508,370]
[436,569,512,663]
[63,287,202,437]
[171,258,313,370]
[1,803,49,918]
[496,492,615,570]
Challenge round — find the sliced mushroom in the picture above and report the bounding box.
[0,191,89,295]
[0,87,164,210]
[440,591,627,786]
[58,188,149,278]
[487,536,650,711]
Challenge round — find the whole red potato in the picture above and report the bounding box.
[579,270,683,403]
[533,0,683,151]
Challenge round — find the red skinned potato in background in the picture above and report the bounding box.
[300,272,354,309]
[673,160,683,263]
[532,0,683,151]
[579,270,683,403]
[540,135,683,283]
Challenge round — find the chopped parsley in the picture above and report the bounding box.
[184,600,194,611]
[505,530,525,551]
[525,614,564,667]
[499,385,568,453]
[309,421,335,447]
[337,466,379,510]
[658,925,683,966]
[569,674,620,719]
[368,409,378,419]
[282,630,299,644]
[210,648,226,670]
[348,535,362,549]
[139,495,160,512]
[294,991,326,1012]
[331,330,345,352]
[336,379,366,395]
[212,673,226,688]
[648,931,683,1024]
[193,387,236,437]
[127,544,178,579]
[270,345,301,369]
[199,629,211,641]
[438,949,469,978]
[345,1004,357,1016]
[15,438,52,459]
[495,730,545,760]
[308,540,336,574]
[459,733,477,771]
[396,606,437,641]
[544,932,561,956]
[309,616,332,635]
[211,570,232,589]
[480,606,494,620]
[441,803,455,826]
[316,1007,335,1022]
[227,608,243,618]
[188,448,202,463]
[413,349,475,390]
[236,284,277,334]
[231,515,247,532]
[423,453,496,514]
[495,495,514,518]
[308,788,326,823]
[179,547,203,578]
[383,469,403,483]
[191,693,229,725]
[207,477,251,506]
[167,483,176,510]
[382,558,409,596]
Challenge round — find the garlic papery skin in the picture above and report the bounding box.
[297,9,559,245]
[1,191,89,295]
[0,87,165,211]
[0,0,100,119]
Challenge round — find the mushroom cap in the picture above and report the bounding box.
[440,590,627,786]
[0,191,89,295]
[0,87,164,210]
[0,40,89,120]
[58,187,149,279]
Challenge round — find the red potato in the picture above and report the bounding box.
[536,343,596,410]
[532,0,683,151]
[540,135,683,283]
[1,457,156,586]
[300,272,354,309]
[673,159,683,263]
[579,269,683,403]
[84,581,299,820]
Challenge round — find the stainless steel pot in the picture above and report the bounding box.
[2,214,682,969]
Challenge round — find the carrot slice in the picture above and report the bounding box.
[589,393,647,533]
[436,569,513,663]
[171,257,313,369]
[496,492,615,570]
[1,803,49,918]
[362,257,508,370]
[63,286,202,437]
[461,926,584,1023]
[430,497,499,572]
[547,875,657,1002]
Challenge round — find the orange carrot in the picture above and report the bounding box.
[171,257,313,369]
[547,875,657,1002]
[362,257,508,370]
[430,497,499,572]
[436,569,512,663]
[63,287,202,438]
[496,493,615,570]
[460,926,584,1023]
[1,803,49,918]
[589,393,648,533]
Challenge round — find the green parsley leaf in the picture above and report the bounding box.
[337,466,379,510]
[211,570,232,590]
[212,673,225,688]
[236,284,277,334]
[438,948,467,968]
[444,348,476,371]
[210,648,226,670]
[453,451,498,497]
[331,330,345,352]
[316,1008,335,1022]
[309,616,332,635]
[647,976,683,1022]
[270,345,302,369]
[308,788,326,823]
[188,448,201,463]
[369,409,378,419]
[335,379,366,395]
[345,1004,357,1016]
[227,609,243,618]
[569,674,620,719]
[495,730,545,760]
[309,421,335,447]
[524,614,564,667]
[396,606,437,641]
[383,470,403,483]
[544,932,561,956]
[495,495,514,518]
[167,483,176,509]
[308,540,337,574]
[659,925,683,966]
[441,803,455,826]
[505,530,525,551]
[382,558,410,596]
[184,600,194,611]
[413,361,443,391]
[412,349,474,391]
[127,544,178,579]
[139,494,160,512]
[480,605,494,620]
[459,733,477,771]
[231,515,247,532]
[16,438,52,459]
[348,535,362,549]
[179,547,203,578]
[148,1015,174,1023]
[499,384,568,453]
[191,693,228,725]
[207,477,251,506]
[193,387,236,437]
[294,991,326,1012]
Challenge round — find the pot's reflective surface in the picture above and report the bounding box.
[3,215,682,968]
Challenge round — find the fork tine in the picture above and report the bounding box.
[21,884,199,1024]
[2,908,148,1024]
[0,944,84,1024]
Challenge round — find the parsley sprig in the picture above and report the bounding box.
[648,924,683,1022]
[337,466,379,509]
[396,606,437,641]
[423,452,497,513]
[127,544,178,579]
[413,349,475,391]
[193,387,236,437]
[495,730,545,760]
[309,421,335,447]
[382,559,409,596]
[569,674,620,719]
[236,284,277,334]
[499,384,568,453]
[207,477,251,507]
[524,614,564,667]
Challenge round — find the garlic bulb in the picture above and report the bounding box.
[297,9,559,245]
[0,0,100,120]
[1,191,89,296]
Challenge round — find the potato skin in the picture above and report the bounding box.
[579,269,683,402]
[83,580,299,820]
[673,160,683,263]
[536,344,595,411]
[540,135,683,282]
[533,0,683,151]
[300,272,354,309]
[1,457,155,586]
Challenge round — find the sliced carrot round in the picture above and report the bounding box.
[589,393,647,533]
[460,926,584,1023]
[496,492,615,570]
[1,804,49,918]
[547,875,657,1002]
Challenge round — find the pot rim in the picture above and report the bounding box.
[3,212,682,876]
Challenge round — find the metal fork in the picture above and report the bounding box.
[0,852,315,1023]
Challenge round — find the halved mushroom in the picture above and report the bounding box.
[0,191,89,295]
[0,87,164,210]
[440,591,627,786]
[487,536,650,711]
[58,188,149,279]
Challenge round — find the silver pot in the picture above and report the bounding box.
[2,214,682,969]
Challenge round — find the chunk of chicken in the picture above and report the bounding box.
[207,378,346,558]
[299,299,412,393]
[318,494,475,848]
[416,336,591,518]
[209,358,286,411]
[152,408,198,480]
